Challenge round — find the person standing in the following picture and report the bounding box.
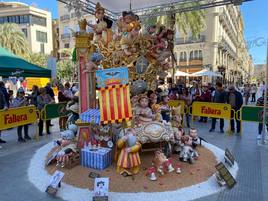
[0,81,9,107]
[227,86,243,134]
[63,82,73,100]
[243,83,251,105]
[58,84,71,131]
[251,84,257,102]
[209,82,227,133]
[179,88,192,128]
[29,85,39,107]
[199,84,211,123]
[45,82,55,100]
[0,90,8,143]
[11,88,31,142]
[37,88,55,136]
[256,93,268,139]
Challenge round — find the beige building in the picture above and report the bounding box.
[174,4,253,85]
[0,2,53,55]
[57,1,95,59]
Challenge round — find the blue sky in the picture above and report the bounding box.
[2,0,267,64]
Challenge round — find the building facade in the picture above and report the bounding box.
[174,4,253,85]
[0,2,53,55]
[57,1,95,59]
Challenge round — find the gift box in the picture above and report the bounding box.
[80,109,100,125]
[80,147,112,170]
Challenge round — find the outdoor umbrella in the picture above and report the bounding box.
[174,70,190,77]
[0,47,51,78]
[191,69,222,77]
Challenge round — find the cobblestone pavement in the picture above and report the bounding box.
[0,118,267,201]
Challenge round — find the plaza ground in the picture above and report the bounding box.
[0,118,268,201]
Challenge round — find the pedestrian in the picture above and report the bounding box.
[251,84,257,102]
[190,81,201,102]
[29,85,39,107]
[0,81,9,107]
[243,83,251,105]
[209,82,227,133]
[256,93,268,140]
[199,84,211,123]
[8,90,14,105]
[37,87,55,136]
[58,84,71,131]
[179,87,192,128]
[227,85,243,134]
[63,82,73,100]
[66,95,79,125]
[45,82,55,100]
[0,90,8,143]
[11,88,31,142]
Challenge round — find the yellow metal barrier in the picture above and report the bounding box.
[168,100,185,114]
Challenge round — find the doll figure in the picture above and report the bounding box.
[120,20,141,56]
[171,106,182,128]
[88,3,113,44]
[149,93,158,108]
[55,128,78,167]
[117,128,141,176]
[117,11,137,34]
[152,150,174,175]
[135,94,153,125]
[189,128,200,149]
[179,135,196,164]
[172,125,185,153]
[83,52,103,73]
[151,103,163,122]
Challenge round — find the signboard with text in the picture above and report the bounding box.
[191,102,232,119]
[0,106,37,130]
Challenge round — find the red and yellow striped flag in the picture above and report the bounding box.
[98,84,132,124]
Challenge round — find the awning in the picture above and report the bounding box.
[0,47,51,78]
[191,69,222,77]
[174,70,190,77]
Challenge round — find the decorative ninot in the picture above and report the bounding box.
[152,150,174,175]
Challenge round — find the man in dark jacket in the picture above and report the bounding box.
[209,82,226,133]
[0,90,8,143]
[227,85,243,133]
[0,81,9,107]
[45,82,55,100]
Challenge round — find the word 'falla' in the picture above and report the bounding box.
[4,114,28,124]
[201,106,221,115]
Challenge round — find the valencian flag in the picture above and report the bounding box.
[98,84,132,124]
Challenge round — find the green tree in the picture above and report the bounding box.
[57,59,75,82]
[26,53,48,67]
[0,23,30,57]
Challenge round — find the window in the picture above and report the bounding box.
[189,51,194,60]
[21,28,28,38]
[20,15,30,24]
[64,43,70,48]
[0,15,30,24]
[63,26,70,34]
[31,15,47,26]
[40,43,45,54]
[36,31,47,43]
[180,52,187,62]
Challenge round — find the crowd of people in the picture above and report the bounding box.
[0,79,266,144]
[0,81,79,144]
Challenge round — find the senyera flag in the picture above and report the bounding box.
[98,84,132,124]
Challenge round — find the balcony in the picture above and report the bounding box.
[61,33,71,39]
[175,35,205,45]
[189,59,203,66]
[60,14,70,21]
[218,36,236,59]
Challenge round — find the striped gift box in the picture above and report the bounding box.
[80,147,112,170]
[80,109,101,125]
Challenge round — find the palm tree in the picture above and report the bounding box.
[0,23,30,57]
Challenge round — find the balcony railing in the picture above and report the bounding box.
[61,33,71,39]
[60,14,70,21]
[218,36,236,59]
[175,35,205,45]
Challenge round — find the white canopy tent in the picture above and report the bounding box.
[174,70,190,77]
[191,69,222,77]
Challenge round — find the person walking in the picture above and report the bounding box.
[251,84,257,102]
[227,85,243,134]
[209,82,227,133]
[37,88,54,136]
[11,88,31,142]
[0,90,8,143]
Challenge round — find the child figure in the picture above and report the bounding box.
[179,135,198,164]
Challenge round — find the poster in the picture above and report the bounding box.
[93,177,109,197]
